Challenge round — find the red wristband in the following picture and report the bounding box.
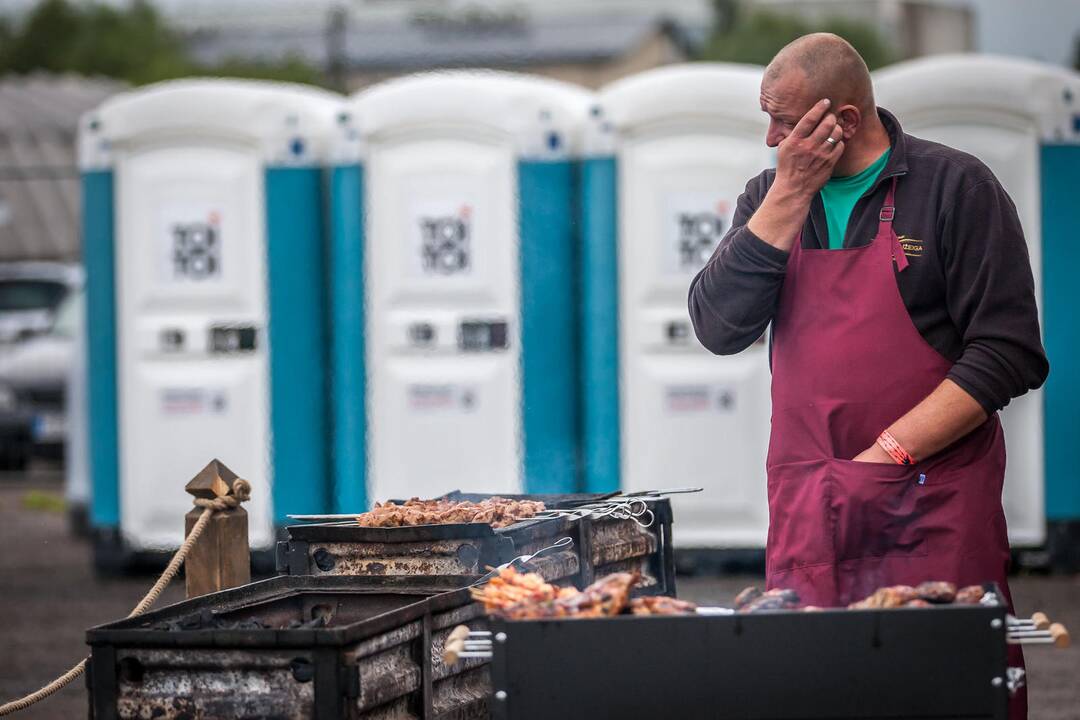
[877,430,915,465]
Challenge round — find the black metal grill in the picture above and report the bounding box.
[276,492,677,597]
[487,604,1010,720]
[86,576,490,720]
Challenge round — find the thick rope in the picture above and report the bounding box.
[0,479,251,716]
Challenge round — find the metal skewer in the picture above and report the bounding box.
[1006,622,1070,648]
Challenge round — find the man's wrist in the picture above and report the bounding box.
[770,177,817,205]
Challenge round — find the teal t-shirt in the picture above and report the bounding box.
[819,149,891,249]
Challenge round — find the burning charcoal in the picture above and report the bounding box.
[915,581,957,603]
[954,585,985,605]
[733,586,763,609]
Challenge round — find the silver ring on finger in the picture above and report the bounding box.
[824,136,838,146]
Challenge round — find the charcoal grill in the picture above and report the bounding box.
[276,492,676,596]
[86,575,492,719]
[485,603,1013,720]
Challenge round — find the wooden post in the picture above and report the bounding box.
[184,459,251,599]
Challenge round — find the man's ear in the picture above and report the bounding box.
[836,105,861,139]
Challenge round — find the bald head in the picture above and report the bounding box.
[765,33,875,115]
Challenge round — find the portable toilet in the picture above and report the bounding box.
[581,64,773,549]
[79,79,341,568]
[875,56,1080,554]
[328,72,591,511]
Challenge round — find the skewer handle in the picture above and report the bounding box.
[1031,612,1050,630]
[1050,622,1070,649]
[442,625,472,664]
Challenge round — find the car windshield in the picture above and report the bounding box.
[50,289,82,339]
[0,280,67,312]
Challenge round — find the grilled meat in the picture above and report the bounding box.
[733,586,763,610]
[737,588,801,613]
[355,497,546,529]
[903,599,933,608]
[915,581,957,603]
[848,585,919,610]
[470,566,573,614]
[955,585,986,605]
[471,567,644,620]
[630,596,699,616]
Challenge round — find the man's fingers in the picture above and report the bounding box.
[792,99,832,138]
[809,113,839,143]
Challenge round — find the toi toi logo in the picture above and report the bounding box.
[676,211,727,270]
[419,205,471,275]
[171,213,221,280]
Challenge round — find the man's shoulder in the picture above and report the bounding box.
[902,132,999,190]
[744,167,776,202]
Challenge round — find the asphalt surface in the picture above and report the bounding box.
[1,467,1078,719]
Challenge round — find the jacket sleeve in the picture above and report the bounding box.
[688,173,791,355]
[939,177,1049,413]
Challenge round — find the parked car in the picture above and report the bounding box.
[0,262,81,350]
[0,381,32,471]
[0,285,81,469]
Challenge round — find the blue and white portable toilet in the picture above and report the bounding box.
[328,72,591,510]
[875,56,1080,553]
[79,80,342,566]
[581,64,773,548]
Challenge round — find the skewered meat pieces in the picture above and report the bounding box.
[733,586,763,610]
[738,588,801,613]
[915,581,957,603]
[355,496,546,528]
[848,585,919,610]
[903,599,933,608]
[469,566,575,614]
[629,596,698,616]
[472,567,643,620]
[578,571,640,616]
[955,585,986,605]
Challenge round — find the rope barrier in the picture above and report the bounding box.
[0,479,251,716]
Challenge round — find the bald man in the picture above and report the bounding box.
[689,35,1043,717]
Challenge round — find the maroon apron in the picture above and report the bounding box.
[765,178,1026,717]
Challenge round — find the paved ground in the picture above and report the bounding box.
[1,468,1078,719]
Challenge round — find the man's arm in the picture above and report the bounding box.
[854,172,1049,464]
[687,177,788,354]
[690,99,845,354]
[853,379,987,463]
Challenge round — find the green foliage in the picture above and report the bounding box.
[0,0,327,87]
[700,3,896,71]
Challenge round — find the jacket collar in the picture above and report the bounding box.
[875,107,909,183]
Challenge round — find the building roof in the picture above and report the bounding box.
[187,13,696,72]
[0,74,126,262]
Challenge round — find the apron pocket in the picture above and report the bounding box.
[766,460,835,572]
[828,459,929,562]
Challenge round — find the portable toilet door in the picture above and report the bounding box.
[874,56,1080,552]
[329,72,589,511]
[582,64,773,548]
[79,80,341,568]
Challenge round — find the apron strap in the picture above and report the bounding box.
[879,178,908,272]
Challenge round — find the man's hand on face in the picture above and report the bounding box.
[774,99,845,200]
